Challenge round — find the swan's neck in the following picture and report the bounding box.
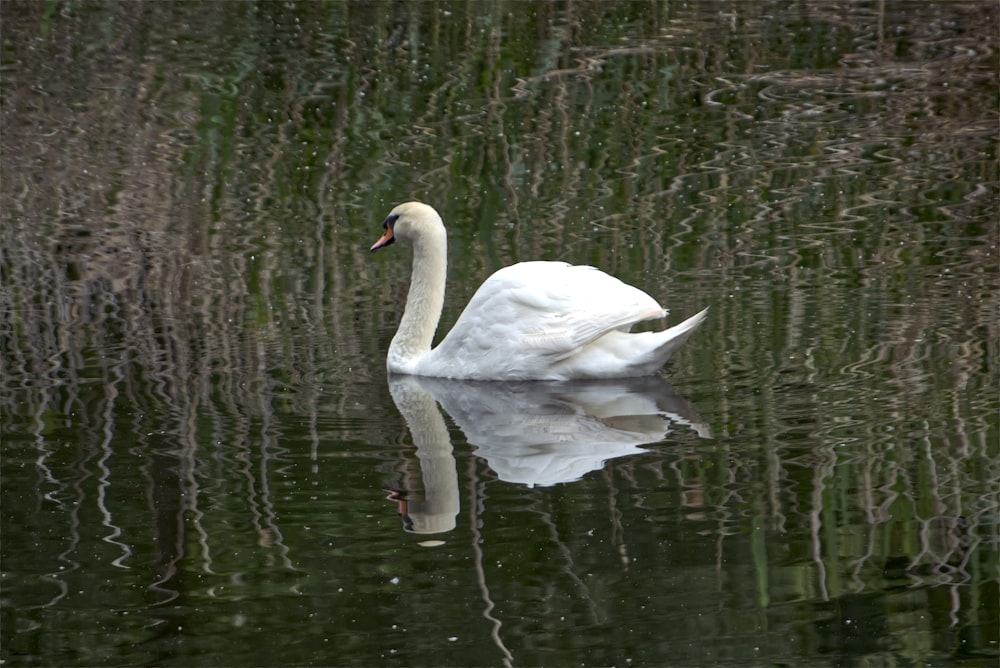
[388,228,447,372]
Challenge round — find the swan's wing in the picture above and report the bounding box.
[502,264,668,358]
[435,262,666,364]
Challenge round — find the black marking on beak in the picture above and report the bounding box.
[370,214,399,252]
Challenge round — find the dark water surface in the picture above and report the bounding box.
[2,2,997,666]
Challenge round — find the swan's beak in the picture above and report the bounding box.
[370,227,395,252]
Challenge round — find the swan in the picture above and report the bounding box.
[370,202,708,381]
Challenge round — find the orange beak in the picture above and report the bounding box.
[370,226,395,252]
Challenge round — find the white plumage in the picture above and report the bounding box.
[370,202,708,381]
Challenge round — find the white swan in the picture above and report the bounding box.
[370,202,708,381]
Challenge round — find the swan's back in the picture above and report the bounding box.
[418,261,690,380]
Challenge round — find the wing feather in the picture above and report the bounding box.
[435,262,666,364]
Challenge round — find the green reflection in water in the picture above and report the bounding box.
[1,1,997,666]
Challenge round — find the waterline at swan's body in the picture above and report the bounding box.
[370,202,708,381]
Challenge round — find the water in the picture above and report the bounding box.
[2,1,997,666]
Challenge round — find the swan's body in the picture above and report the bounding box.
[370,202,707,381]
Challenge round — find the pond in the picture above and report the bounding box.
[1,1,997,666]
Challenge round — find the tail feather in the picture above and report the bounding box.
[651,307,709,366]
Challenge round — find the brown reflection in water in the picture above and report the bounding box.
[0,0,996,664]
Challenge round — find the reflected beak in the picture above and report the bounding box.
[370,227,395,252]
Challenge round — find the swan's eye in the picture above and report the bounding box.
[383,214,399,231]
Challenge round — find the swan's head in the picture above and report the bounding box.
[370,201,445,252]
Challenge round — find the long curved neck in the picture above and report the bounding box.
[388,226,447,372]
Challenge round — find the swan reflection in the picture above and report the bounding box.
[385,374,710,533]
